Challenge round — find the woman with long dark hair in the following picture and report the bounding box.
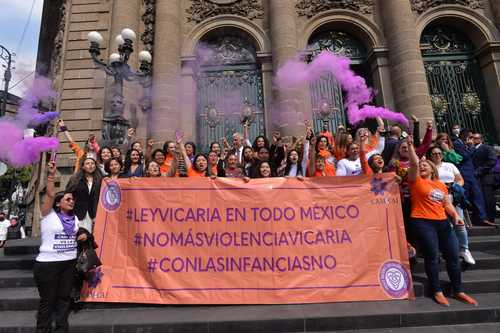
[104,157,123,180]
[65,157,102,233]
[122,149,145,178]
[35,162,87,333]
[185,141,197,164]
[98,146,112,175]
[407,135,477,307]
[242,146,255,177]
[177,136,211,177]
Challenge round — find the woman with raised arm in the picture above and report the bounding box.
[178,135,211,177]
[58,120,100,172]
[407,135,477,307]
[283,126,311,178]
[308,136,336,177]
[35,162,87,333]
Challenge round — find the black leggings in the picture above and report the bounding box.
[33,259,76,333]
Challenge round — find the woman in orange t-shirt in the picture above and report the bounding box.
[178,137,211,178]
[308,136,335,177]
[407,136,477,307]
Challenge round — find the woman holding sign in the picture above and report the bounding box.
[34,162,87,333]
[407,136,477,307]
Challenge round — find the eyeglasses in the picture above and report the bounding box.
[431,152,442,156]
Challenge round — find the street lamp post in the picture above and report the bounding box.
[87,29,152,147]
[0,45,13,118]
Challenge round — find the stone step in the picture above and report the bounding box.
[2,264,498,313]
[0,270,34,288]
[411,249,500,273]
[467,225,500,237]
[3,238,40,256]
[412,269,500,296]
[0,293,499,332]
[467,235,500,252]
[0,255,36,270]
[336,322,500,332]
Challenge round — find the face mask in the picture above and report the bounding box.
[452,128,460,136]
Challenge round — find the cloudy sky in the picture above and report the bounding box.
[0,0,44,97]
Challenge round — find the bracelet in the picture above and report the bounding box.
[59,126,68,132]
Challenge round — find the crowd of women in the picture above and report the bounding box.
[34,117,499,332]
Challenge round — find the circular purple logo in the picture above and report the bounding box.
[379,261,410,298]
[101,181,121,212]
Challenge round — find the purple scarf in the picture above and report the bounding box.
[56,212,76,236]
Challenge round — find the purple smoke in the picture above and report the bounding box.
[0,77,60,167]
[275,51,408,126]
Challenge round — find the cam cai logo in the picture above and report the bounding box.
[429,188,445,203]
[370,177,388,196]
[101,181,121,212]
[379,261,410,298]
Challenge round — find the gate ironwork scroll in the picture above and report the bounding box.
[196,35,265,151]
[307,31,369,134]
[421,26,496,142]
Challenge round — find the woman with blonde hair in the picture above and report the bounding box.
[407,135,477,307]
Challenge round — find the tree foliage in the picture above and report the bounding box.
[0,166,33,202]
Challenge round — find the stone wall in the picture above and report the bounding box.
[45,0,500,165]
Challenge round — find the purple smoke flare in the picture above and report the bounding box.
[275,51,408,126]
[0,77,60,167]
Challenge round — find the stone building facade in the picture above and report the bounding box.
[38,0,500,168]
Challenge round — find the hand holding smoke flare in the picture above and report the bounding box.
[275,51,409,127]
[0,77,60,167]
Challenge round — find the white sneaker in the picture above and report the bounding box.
[460,249,476,265]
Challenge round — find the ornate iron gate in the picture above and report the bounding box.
[421,26,496,141]
[307,31,369,133]
[196,36,265,152]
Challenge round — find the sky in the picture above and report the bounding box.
[0,0,44,97]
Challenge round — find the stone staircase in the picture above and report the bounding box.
[0,226,499,332]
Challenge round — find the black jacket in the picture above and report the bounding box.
[71,178,101,221]
[472,144,497,184]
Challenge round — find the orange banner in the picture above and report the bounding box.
[81,174,414,305]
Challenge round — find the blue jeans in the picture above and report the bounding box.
[453,203,468,251]
[463,177,487,221]
[411,219,462,294]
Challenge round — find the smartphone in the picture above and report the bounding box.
[175,130,183,142]
[50,150,57,163]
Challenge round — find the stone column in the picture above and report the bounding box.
[110,0,141,62]
[269,0,309,137]
[490,0,500,27]
[379,0,434,128]
[151,0,182,141]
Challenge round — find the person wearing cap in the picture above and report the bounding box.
[6,216,25,240]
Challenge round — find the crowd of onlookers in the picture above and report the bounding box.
[14,116,500,332]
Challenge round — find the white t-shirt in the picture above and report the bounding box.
[336,158,362,176]
[36,210,79,262]
[438,162,460,184]
[0,219,10,241]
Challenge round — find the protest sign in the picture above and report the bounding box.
[81,175,413,304]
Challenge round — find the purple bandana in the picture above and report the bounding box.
[56,212,76,236]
